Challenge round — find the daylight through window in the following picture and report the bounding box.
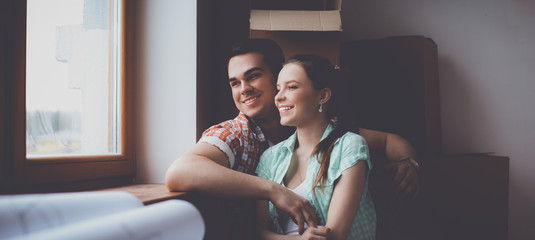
[26,0,122,157]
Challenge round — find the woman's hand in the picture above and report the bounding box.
[299,226,331,240]
[270,184,319,234]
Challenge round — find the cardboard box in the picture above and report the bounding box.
[250,10,341,31]
[251,0,327,11]
[250,30,341,65]
[250,0,343,31]
[249,0,343,65]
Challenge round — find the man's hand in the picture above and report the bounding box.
[270,184,319,235]
[299,226,331,240]
[386,161,419,200]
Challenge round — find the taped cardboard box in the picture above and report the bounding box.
[249,0,343,65]
[250,30,341,65]
[251,0,328,11]
[249,0,342,31]
[250,10,341,31]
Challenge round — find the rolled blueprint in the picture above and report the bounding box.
[10,199,205,240]
[0,191,143,239]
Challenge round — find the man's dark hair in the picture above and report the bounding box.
[229,38,285,76]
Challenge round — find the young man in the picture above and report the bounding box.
[165,39,420,236]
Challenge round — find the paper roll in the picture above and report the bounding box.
[12,199,205,240]
[0,191,143,239]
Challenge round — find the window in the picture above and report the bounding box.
[26,0,122,156]
[2,0,135,192]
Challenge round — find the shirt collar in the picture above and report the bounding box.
[281,121,335,152]
[239,112,267,143]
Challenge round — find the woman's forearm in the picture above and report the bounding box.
[324,161,367,240]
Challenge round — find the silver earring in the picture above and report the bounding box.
[318,104,323,113]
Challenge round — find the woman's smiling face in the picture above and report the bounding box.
[275,63,323,127]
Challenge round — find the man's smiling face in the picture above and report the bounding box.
[228,52,278,122]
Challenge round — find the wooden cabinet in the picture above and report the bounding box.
[341,36,441,156]
[341,36,508,240]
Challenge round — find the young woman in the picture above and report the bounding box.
[256,55,376,240]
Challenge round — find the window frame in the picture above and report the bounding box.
[6,0,135,192]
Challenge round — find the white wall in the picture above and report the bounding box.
[132,0,534,237]
[341,0,535,239]
[134,0,197,183]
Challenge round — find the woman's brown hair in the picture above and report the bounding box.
[284,55,360,196]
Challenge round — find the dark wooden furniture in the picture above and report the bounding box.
[341,36,509,240]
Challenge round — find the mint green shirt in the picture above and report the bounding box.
[256,123,376,239]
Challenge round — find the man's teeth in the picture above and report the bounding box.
[280,107,292,111]
[245,97,256,104]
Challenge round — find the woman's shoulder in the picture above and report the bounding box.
[339,131,368,147]
[325,132,370,181]
[334,131,370,164]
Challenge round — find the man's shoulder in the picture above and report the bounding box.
[205,113,251,133]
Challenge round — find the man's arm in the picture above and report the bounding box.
[165,142,318,233]
[358,128,420,200]
[166,142,259,196]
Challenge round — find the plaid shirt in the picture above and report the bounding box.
[198,112,270,175]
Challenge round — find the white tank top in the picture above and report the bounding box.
[280,181,309,235]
